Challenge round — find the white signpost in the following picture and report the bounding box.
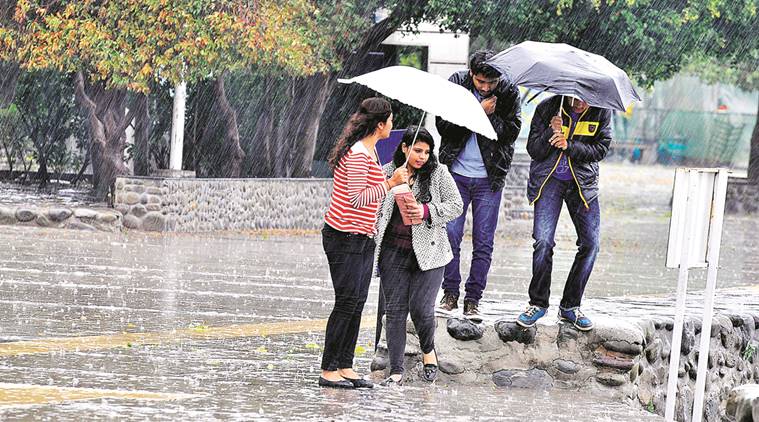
[664,168,729,422]
[170,81,187,172]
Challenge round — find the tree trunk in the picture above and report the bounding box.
[35,150,48,188]
[748,98,759,184]
[187,79,212,174]
[1,143,13,175]
[133,93,150,176]
[74,71,133,200]
[71,154,90,186]
[268,15,401,177]
[198,72,245,178]
[266,74,334,178]
[288,74,333,177]
[250,76,276,177]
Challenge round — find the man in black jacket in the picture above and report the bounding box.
[436,50,521,320]
[516,95,613,331]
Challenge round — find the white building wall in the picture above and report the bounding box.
[382,22,470,144]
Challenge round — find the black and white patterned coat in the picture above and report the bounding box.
[373,162,463,276]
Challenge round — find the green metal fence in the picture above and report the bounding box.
[614,109,755,169]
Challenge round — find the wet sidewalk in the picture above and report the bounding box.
[0,164,756,420]
[0,214,755,420]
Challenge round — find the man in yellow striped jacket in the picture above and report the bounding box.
[516,95,613,332]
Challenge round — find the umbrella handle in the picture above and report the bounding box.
[402,111,427,169]
[557,95,564,117]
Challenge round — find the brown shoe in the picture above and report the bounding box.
[463,300,483,322]
[437,292,459,314]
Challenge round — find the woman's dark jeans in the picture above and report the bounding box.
[379,246,444,375]
[320,224,376,372]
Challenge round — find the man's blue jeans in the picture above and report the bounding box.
[443,173,502,304]
[529,177,600,310]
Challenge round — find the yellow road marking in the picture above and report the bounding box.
[0,315,376,357]
[0,383,199,407]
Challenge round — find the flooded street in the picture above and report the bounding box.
[0,163,756,420]
[3,0,758,418]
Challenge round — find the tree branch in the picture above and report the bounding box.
[105,102,137,147]
[74,71,98,117]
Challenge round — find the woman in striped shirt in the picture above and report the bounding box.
[319,97,408,389]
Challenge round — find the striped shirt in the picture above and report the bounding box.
[324,142,388,235]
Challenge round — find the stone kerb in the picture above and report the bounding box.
[114,162,532,233]
[114,176,335,232]
[726,177,759,214]
[372,312,759,421]
[0,205,121,232]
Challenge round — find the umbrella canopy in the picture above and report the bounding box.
[338,66,498,140]
[487,41,641,112]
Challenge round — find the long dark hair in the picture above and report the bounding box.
[328,97,392,170]
[392,126,438,204]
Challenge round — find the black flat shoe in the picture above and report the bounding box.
[318,376,355,389]
[421,350,438,382]
[422,363,438,382]
[343,377,374,389]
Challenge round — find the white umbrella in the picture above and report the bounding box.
[338,65,498,140]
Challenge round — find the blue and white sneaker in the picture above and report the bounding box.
[516,305,547,328]
[558,307,594,331]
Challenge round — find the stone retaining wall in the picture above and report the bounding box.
[0,205,121,232]
[371,311,759,422]
[113,158,532,232]
[726,177,759,214]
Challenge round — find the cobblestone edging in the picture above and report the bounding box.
[726,177,759,214]
[372,311,759,422]
[0,205,122,232]
[113,159,532,233]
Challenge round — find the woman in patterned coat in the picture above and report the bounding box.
[374,126,463,385]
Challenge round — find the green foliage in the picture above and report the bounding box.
[682,0,759,91]
[646,398,655,413]
[45,139,79,179]
[3,0,329,91]
[398,47,424,69]
[469,0,758,88]
[743,342,757,360]
[684,55,758,91]
[12,69,87,183]
[0,104,34,175]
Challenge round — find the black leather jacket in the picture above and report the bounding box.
[436,71,522,192]
[526,95,613,206]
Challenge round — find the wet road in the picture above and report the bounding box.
[0,164,755,420]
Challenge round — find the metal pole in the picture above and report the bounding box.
[691,169,729,422]
[170,81,187,171]
[665,170,698,422]
[402,111,427,168]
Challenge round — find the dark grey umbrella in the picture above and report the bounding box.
[487,41,641,112]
